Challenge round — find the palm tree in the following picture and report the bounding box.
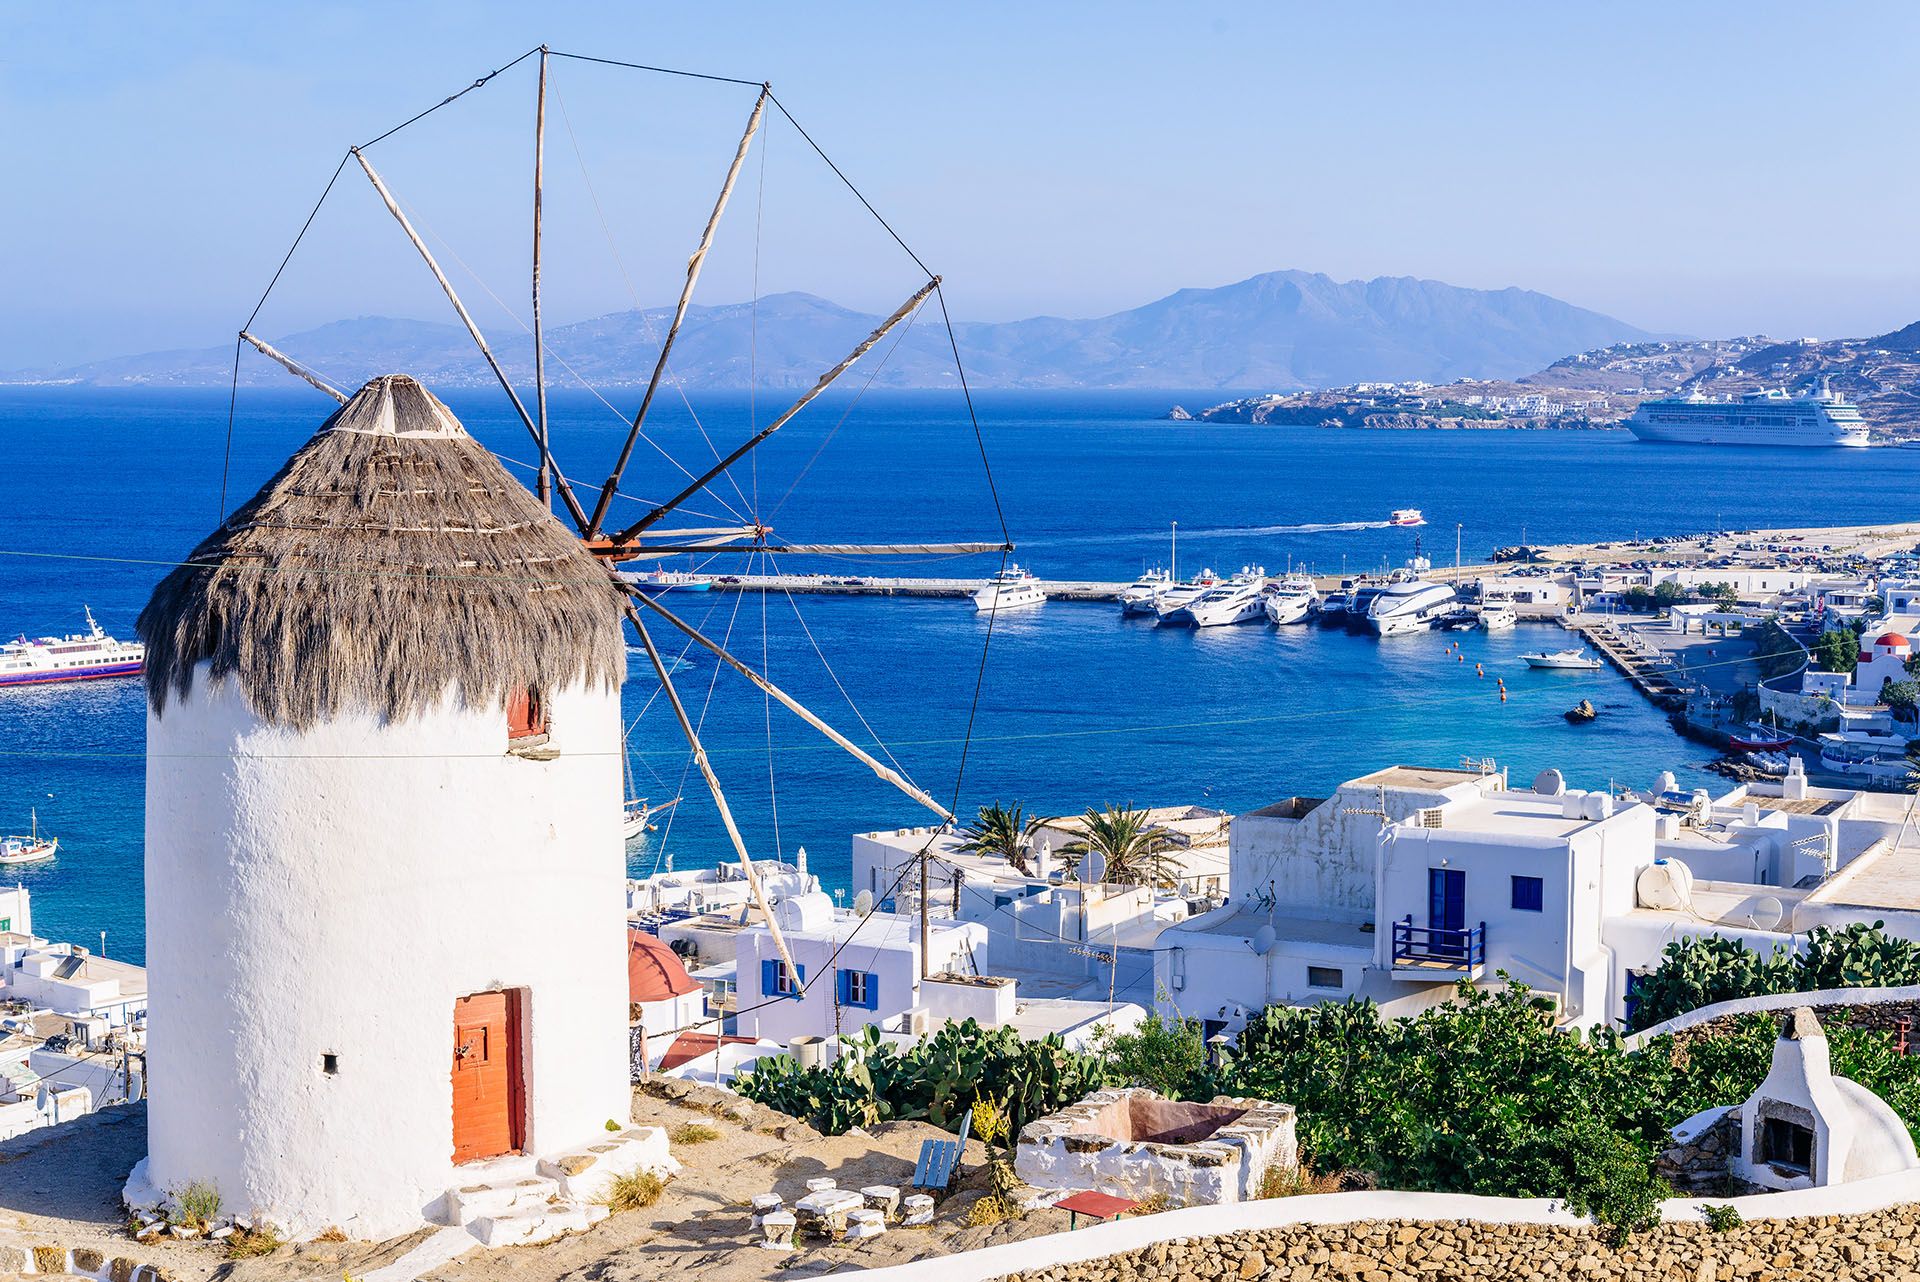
[1058,804,1181,889]
[955,801,1034,874]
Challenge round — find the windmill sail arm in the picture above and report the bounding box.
[590,86,771,534]
[603,540,1013,558]
[352,147,592,533]
[625,604,801,983]
[625,584,954,822]
[611,276,940,546]
[238,331,348,403]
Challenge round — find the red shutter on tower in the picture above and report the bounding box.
[507,686,549,746]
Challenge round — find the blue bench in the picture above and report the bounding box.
[912,1106,972,1192]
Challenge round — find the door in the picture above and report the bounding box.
[1428,868,1466,956]
[452,990,524,1163]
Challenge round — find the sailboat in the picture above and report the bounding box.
[623,796,680,842]
[0,809,56,866]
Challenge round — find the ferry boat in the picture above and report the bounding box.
[971,565,1046,613]
[0,810,56,866]
[1388,509,1426,526]
[621,569,715,594]
[1366,579,1459,636]
[1521,648,1604,671]
[0,607,144,688]
[1624,380,1870,448]
[1263,575,1318,625]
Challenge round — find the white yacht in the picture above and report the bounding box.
[1521,648,1604,670]
[1119,568,1171,616]
[1263,574,1319,625]
[1168,566,1270,628]
[1477,604,1517,631]
[1366,579,1458,636]
[972,565,1047,613]
[1624,380,1869,448]
[1152,568,1220,621]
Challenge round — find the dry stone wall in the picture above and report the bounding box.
[995,1205,1920,1282]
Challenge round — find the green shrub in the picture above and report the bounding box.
[1700,1202,1743,1232]
[169,1181,222,1230]
[1627,923,1920,1032]
[1090,1008,1210,1100]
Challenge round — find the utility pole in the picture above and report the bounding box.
[531,46,552,510]
[918,847,930,982]
[1455,523,1462,572]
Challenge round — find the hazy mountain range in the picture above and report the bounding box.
[9,271,1654,393]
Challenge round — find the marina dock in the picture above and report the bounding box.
[1563,617,1689,709]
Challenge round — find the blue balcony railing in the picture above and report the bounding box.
[1392,914,1486,971]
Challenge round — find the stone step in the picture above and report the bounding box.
[534,1127,678,1203]
[466,1199,609,1249]
[440,1174,563,1227]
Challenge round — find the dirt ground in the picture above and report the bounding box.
[0,1088,1078,1282]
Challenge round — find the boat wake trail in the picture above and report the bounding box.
[1029,520,1391,547]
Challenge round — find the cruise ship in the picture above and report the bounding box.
[0,607,145,688]
[1624,380,1869,448]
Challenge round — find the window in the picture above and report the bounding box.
[507,686,550,749]
[1511,875,1544,913]
[1306,966,1343,990]
[320,1052,340,1076]
[759,959,805,997]
[837,968,879,1010]
[1761,1117,1814,1174]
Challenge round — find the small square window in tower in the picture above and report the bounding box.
[507,686,550,750]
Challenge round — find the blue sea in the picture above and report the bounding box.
[4,384,1916,963]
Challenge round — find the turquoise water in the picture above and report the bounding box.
[3,385,1914,962]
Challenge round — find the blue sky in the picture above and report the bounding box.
[7,3,1920,366]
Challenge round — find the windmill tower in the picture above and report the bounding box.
[131,375,633,1236]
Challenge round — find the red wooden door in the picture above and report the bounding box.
[452,991,524,1163]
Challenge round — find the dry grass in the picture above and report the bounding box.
[1259,1163,1342,1199]
[139,374,624,727]
[1131,1192,1172,1215]
[224,1226,285,1259]
[965,1195,1020,1227]
[600,1169,666,1214]
[313,1225,349,1242]
[669,1122,721,1145]
[169,1181,222,1231]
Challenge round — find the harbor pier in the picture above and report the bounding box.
[706,574,1129,601]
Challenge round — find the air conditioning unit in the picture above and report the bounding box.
[903,1006,931,1036]
[1418,808,1444,829]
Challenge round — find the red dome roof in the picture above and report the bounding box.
[1875,632,1910,648]
[628,928,699,1004]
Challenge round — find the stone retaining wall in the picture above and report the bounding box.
[997,1204,1920,1282]
[1649,989,1920,1048]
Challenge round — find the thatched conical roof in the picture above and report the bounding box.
[140,374,625,727]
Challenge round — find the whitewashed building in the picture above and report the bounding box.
[128,376,640,1238]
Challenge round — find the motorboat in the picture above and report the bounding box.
[1521,649,1604,671]
[1437,609,1480,631]
[0,606,144,688]
[1345,579,1389,632]
[1729,721,1795,753]
[1388,509,1426,526]
[1315,589,1352,626]
[0,810,56,866]
[1152,569,1220,620]
[1166,567,1270,628]
[1477,604,1517,632]
[1119,568,1171,616]
[1365,579,1458,636]
[972,565,1047,613]
[1263,575,1318,625]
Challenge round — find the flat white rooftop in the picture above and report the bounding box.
[1408,791,1614,843]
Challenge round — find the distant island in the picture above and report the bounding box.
[1172,324,1920,436]
[4,270,1650,394]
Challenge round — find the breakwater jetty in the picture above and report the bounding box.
[1562,617,1689,709]
[707,574,1129,601]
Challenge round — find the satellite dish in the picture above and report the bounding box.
[1251,924,1277,956]
[1533,768,1566,797]
[852,889,874,917]
[1749,896,1784,932]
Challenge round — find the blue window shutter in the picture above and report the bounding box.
[836,969,850,1004]
[795,963,806,990]
[761,959,777,996]
[863,972,879,1010]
